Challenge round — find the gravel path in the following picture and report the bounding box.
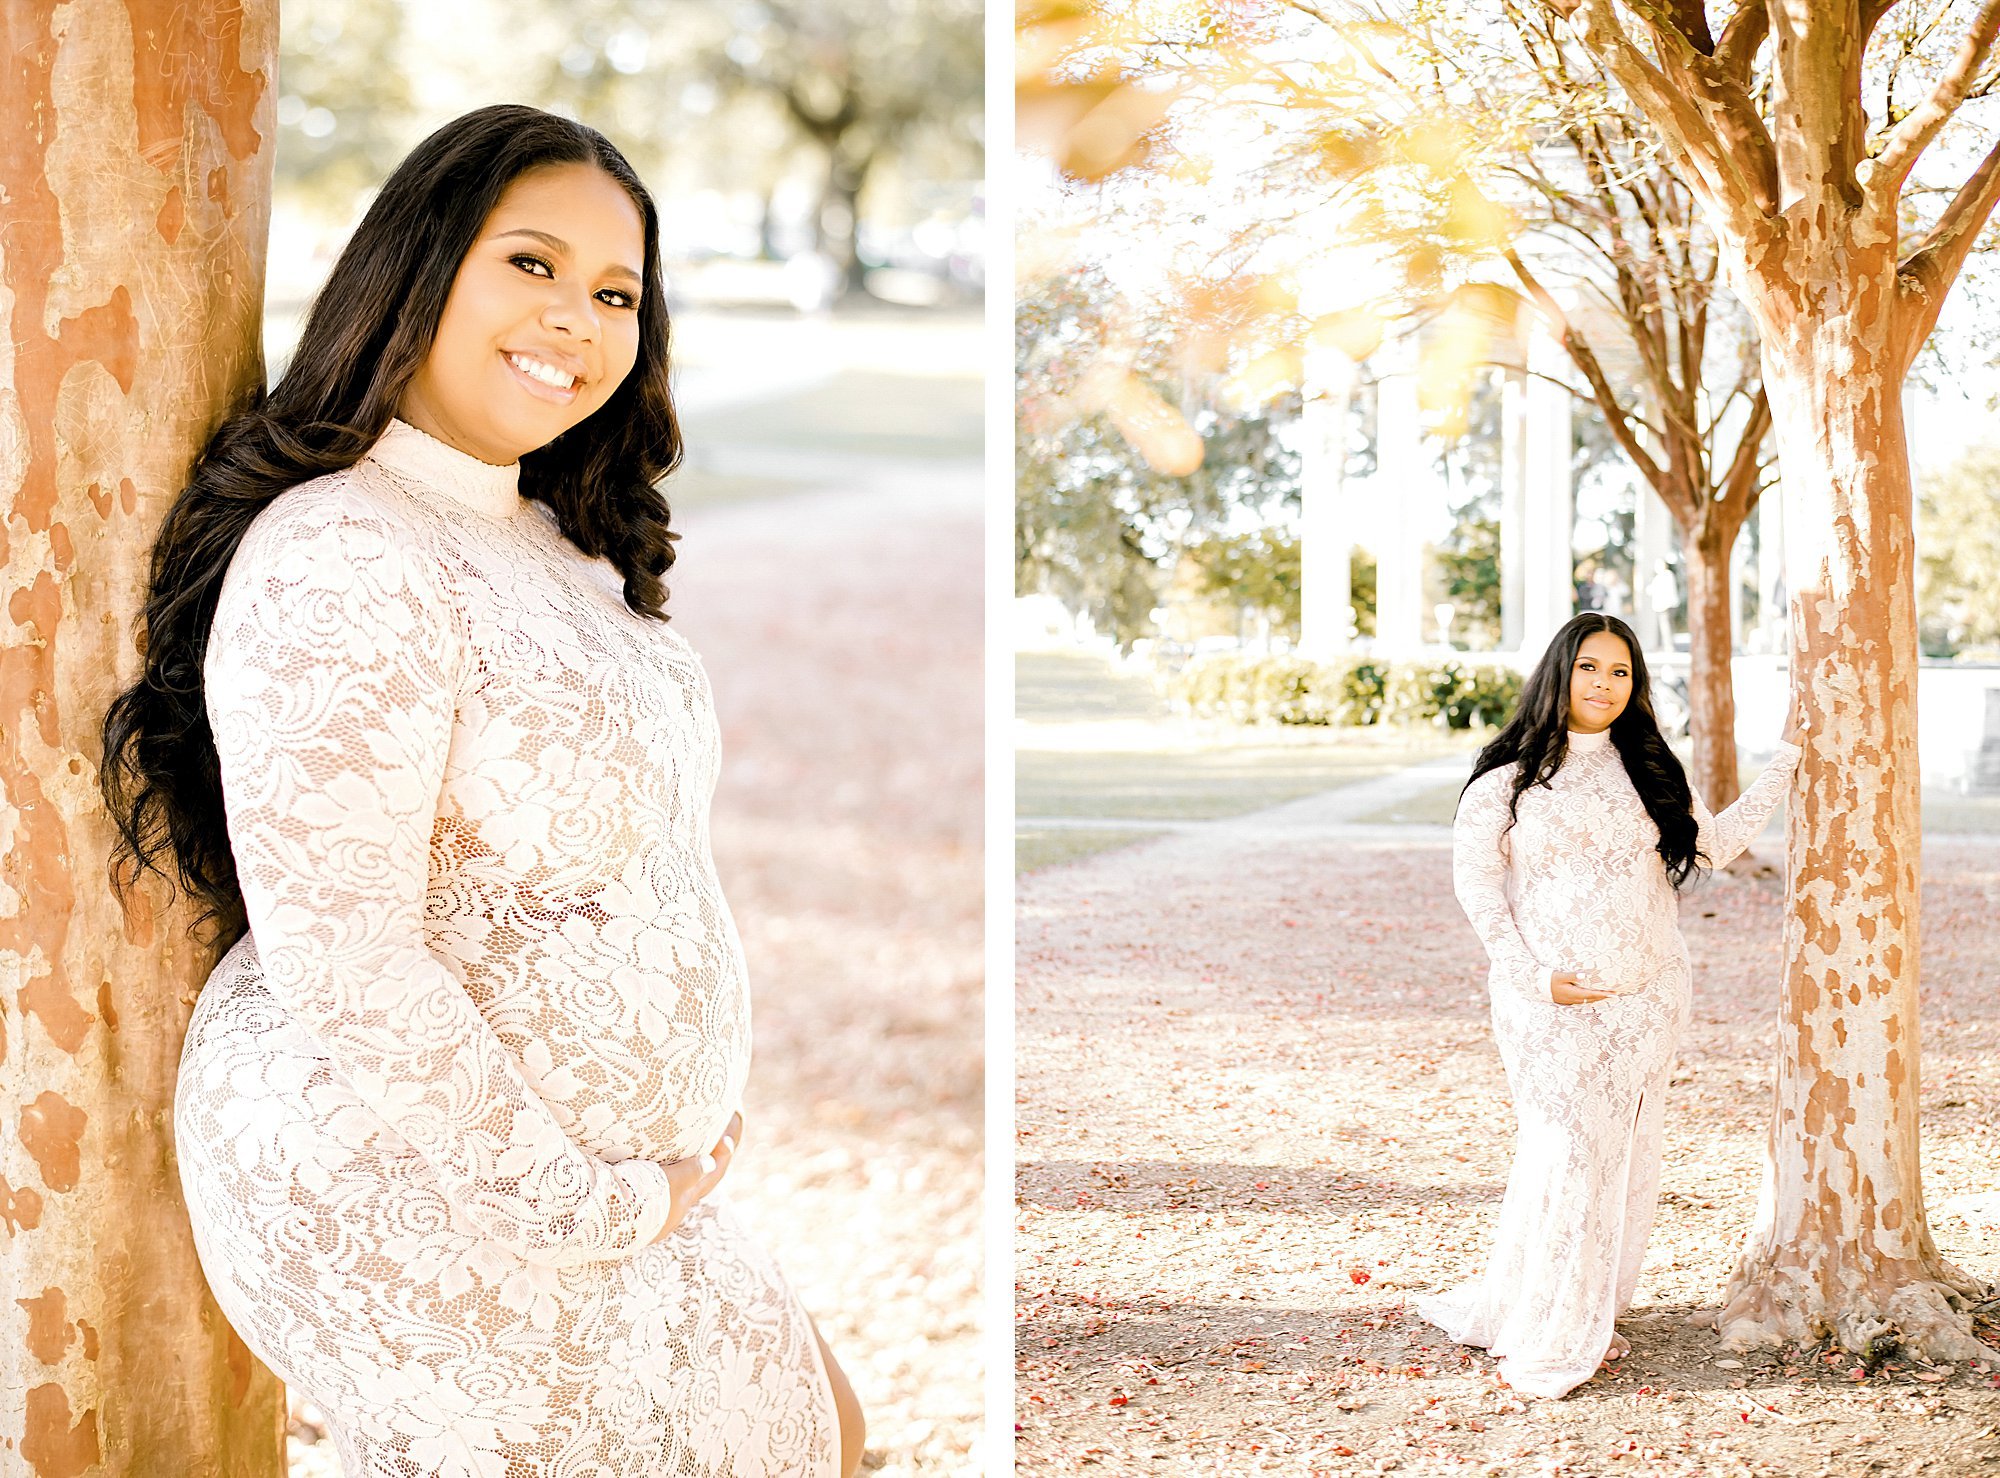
[1016,767,2000,1476]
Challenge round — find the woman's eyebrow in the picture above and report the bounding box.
[492,227,643,287]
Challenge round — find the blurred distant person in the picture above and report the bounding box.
[102,104,863,1477]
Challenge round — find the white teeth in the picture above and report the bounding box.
[508,353,576,389]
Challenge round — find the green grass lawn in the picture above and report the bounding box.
[1015,826,1161,874]
[1015,651,1169,724]
[1015,648,1488,872]
[1018,745,1442,823]
[1921,792,2000,833]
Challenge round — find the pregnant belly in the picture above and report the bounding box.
[187,937,745,1183]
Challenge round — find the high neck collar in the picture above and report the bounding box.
[1566,726,1613,752]
[365,417,523,519]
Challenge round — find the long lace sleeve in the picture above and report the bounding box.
[1453,765,1554,1005]
[205,485,674,1267]
[1693,740,1802,870]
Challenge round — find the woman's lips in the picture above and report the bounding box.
[501,350,580,404]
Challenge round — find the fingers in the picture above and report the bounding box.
[651,1112,749,1245]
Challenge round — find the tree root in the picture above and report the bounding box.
[1714,1258,1996,1365]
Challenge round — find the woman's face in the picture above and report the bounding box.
[1567,630,1633,733]
[399,161,646,465]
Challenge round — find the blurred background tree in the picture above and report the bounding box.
[1016,262,1301,649]
[272,0,981,309]
[1918,443,2000,659]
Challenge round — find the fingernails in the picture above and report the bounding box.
[721,1135,736,1155]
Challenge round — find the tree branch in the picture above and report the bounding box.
[1870,0,2000,199]
[1715,0,1769,82]
[1548,0,1779,232]
[1898,130,2000,350]
[1715,384,1771,517]
[1505,246,1672,503]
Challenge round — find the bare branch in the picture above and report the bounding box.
[1657,0,1715,54]
[1715,0,1769,82]
[1505,246,1674,506]
[1715,384,1772,517]
[1899,130,2000,350]
[1549,0,1779,232]
[1870,0,2000,198]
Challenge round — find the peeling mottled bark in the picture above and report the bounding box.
[1546,0,2000,1365]
[1,1,285,1471]
[1716,303,1984,1360]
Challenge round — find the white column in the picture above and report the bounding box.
[1500,369,1528,651]
[1519,331,1574,660]
[1299,348,1355,658]
[1372,358,1431,657]
[1632,477,1670,655]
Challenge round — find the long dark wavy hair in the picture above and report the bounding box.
[1462,612,1707,889]
[100,104,683,951]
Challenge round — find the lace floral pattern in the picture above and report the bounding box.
[1415,727,1801,1397]
[174,418,838,1476]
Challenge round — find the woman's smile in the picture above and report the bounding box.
[503,348,582,403]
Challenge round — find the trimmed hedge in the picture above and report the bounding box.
[1167,651,1521,729]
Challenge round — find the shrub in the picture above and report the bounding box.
[1167,652,1519,728]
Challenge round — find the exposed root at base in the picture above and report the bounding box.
[1715,1260,1997,1365]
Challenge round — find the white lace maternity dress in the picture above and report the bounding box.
[174,417,839,1476]
[1415,725,1802,1397]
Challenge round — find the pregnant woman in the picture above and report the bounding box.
[1415,612,1803,1398]
[101,105,861,1475]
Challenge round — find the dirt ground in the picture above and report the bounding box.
[1015,779,2000,1477]
[288,455,983,1474]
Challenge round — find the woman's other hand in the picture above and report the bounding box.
[1550,970,1613,1006]
[1780,691,1805,748]
[649,1109,745,1245]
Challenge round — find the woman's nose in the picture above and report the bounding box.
[541,283,599,341]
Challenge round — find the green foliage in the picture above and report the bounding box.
[1168,652,1519,729]
[1436,511,1500,646]
[1350,547,1378,638]
[275,0,416,213]
[1015,266,1302,650]
[1183,528,1301,637]
[536,0,982,287]
[271,0,979,293]
[1918,443,2000,658]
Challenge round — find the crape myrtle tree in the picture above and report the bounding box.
[0,1,287,1471]
[1538,0,1999,1363]
[1318,2,1781,810]
[1027,0,1780,806]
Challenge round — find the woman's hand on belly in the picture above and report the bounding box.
[1550,970,1616,1006]
[649,1107,745,1245]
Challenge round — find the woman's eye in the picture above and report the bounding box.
[510,255,635,309]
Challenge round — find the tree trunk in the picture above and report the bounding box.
[818,144,873,298]
[1715,310,1985,1362]
[0,2,287,1470]
[1681,523,1743,815]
